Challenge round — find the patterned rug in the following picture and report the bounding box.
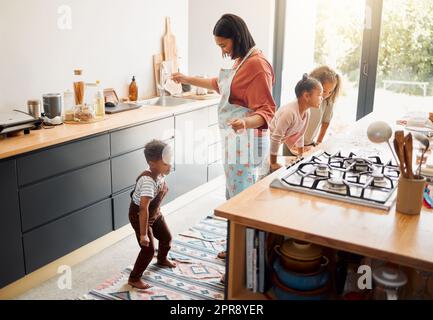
[80,216,227,300]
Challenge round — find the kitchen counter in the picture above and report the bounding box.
[0,98,220,160]
[214,113,433,299]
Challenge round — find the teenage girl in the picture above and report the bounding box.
[269,74,323,172]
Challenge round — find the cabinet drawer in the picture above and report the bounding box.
[0,160,25,288]
[111,117,174,156]
[23,199,112,273]
[17,134,110,186]
[20,160,111,232]
[208,105,218,126]
[208,124,221,146]
[208,142,222,164]
[208,162,224,181]
[113,188,133,230]
[111,149,147,193]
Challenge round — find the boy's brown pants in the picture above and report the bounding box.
[128,203,172,282]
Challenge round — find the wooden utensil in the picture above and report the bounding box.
[153,54,163,96]
[414,133,430,176]
[404,133,414,179]
[163,17,178,71]
[394,130,406,177]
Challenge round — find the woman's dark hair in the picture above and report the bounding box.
[295,73,322,98]
[213,14,256,59]
[144,139,167,163]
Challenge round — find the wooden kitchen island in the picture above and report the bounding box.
[214,118,433,300]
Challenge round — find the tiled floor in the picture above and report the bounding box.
[16,185,226,300]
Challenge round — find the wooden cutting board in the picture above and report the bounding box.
[182,92,221,100]
[163,17,178,72]
[153,53,163,96]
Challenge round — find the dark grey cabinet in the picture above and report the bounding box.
[1,104,220,288]
[112,149,147,193]
[20,160,111,231]
[17,134,110,186]
[110,117,174,156]
[174,109,208,196]
[113,188,134,230]
[23,199,112,273]
[0,160,25,288]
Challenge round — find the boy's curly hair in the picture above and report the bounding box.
[144,139,167,163]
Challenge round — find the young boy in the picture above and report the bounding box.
[128,139,176,290]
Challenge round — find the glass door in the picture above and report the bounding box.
[372,0,433,123]
[313,0,367,137]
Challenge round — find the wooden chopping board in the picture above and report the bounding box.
[163,17,178,72]
[153,53,163,96]
[182,92,221,100]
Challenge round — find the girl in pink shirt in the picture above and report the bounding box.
[269,74,323,172]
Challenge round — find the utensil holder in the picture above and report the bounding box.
[396,176,426,215]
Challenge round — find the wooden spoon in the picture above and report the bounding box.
[394,131,406,177]
[404,133,414,179]
[414,133,430,176]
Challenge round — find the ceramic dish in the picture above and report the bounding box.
[271,272,330,300]
[273,257,330,291]
[275,239,323,261]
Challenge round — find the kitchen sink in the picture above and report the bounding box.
[141,96,196,107]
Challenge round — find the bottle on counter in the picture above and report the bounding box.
[73,69,85,105]
[129,76,138,101]
[95,80,105,118]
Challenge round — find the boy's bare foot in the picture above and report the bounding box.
[217,251,226,259]
[220,273,225,284]
[157,258,177,268]
[128,279,153,290]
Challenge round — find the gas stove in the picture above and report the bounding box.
[270,151,400,210]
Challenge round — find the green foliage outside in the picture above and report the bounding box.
[314,0,433,96]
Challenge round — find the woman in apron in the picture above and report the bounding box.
[172,14,276,275]
[172,13,276,199]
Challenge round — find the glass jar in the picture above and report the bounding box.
[73,69,85,105]
[73,104,95,122]
[63,90,75,121]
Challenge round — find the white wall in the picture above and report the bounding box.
[280,1,317,105]
[0,0,188,111]
[188,0,275,78]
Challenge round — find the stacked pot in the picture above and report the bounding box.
[272,239,331,300]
